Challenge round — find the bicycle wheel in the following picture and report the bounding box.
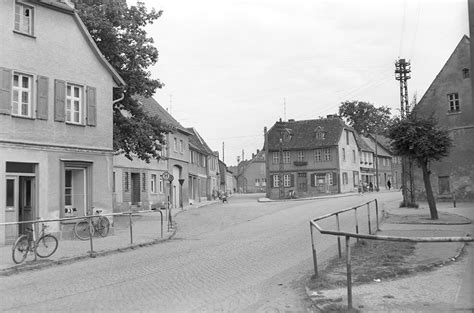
[74,220,93,240]
[12,235,29,264]
[96,216,110,237]
[36,234,58,258]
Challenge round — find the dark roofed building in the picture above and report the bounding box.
[265,116,361,199]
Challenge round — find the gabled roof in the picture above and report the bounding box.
[416,35,470,110]
[362,135,392,157]
[186,127,215,155]
[267,117,347,150]
[32,0,125,86]
[354,133,373,152]
[135,95,192,135]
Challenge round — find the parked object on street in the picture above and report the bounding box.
[12,223,58,264]
[74,209,110,241]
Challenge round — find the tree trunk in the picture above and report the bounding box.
[420,161,438,219]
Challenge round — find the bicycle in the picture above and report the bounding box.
[12,223,58,264]
[74,208,110,240]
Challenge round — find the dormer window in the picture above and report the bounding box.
[462,68,470,79]
[314,126,325,139]
[14,3,34,36]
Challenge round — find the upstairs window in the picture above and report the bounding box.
[283,151,290,164]
[15,3,34,36]
[324,148,331,161]
[447,93,460,112]
[66,84,83,124]
[272,152,279,164]
[462,68,470,79]
[12,73,32,117]
[297,151,304,161]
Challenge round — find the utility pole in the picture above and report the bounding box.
[395,58,412,205]
[395,59,411,117]
[283,98,286,121]
[222,141,225,163]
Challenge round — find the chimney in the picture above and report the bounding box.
[256,149,260,154]
[252,153,255,159]
[288,119,295,122]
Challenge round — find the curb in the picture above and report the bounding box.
[0,227,178,277]
[0,201,220,276]
[258,192,363,203]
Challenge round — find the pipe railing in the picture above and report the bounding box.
[309,199,473,310]
[0,208,166,258]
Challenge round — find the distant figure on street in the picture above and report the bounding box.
[369,182,374,192]
[387,180,392,190]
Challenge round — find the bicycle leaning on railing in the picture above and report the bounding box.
[12,223,59,264]
[74,208,110,240]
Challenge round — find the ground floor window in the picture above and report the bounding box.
[64,168,86,216]
[61,161,91,217]
[342,172,348,185]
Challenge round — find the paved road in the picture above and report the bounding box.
[0,192,401,312]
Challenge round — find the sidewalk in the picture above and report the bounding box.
[307,202,474,312]
[0,200,219,276]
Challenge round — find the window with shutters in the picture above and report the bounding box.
[283,174,291,187]
[283,151,290,164]
[14,3,34,36]
[66,83,83,124]
[12,73,33,117]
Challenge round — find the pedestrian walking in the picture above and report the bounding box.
[387,179,391,190]
[369,182,373,192]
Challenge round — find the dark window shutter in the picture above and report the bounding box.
[310,174,315,187]
[291,174,295,187]
[36,76,49,120]
[54,79,65,122]
[86,86,96,126]
[333,172,338,186]
[0,68,12,115]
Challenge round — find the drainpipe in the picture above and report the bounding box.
[112,90,125,104]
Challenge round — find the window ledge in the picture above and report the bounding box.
[13,30,36,39]
[11,114,35,120]
[447,111,462,115]
[65,122,86,127]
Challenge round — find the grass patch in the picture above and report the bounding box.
[308,239,417,291]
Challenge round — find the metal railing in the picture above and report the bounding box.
[1,208,167,258]
[309,199,474,310]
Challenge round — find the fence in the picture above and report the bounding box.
[0,208,168,260]
[309,199,474,310]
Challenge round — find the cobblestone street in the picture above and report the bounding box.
[0,193,401,312]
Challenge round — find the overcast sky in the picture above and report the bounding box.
[138,0,468,166]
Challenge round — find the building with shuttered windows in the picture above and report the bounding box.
[265,116,361,199]
[0,0,125,243]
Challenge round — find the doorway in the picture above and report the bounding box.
[131,173,141,204]
[5,175,36,240]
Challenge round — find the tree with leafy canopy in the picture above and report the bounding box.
[75,0,170,162]
[387,112,452,219]
[338,100,393,135]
